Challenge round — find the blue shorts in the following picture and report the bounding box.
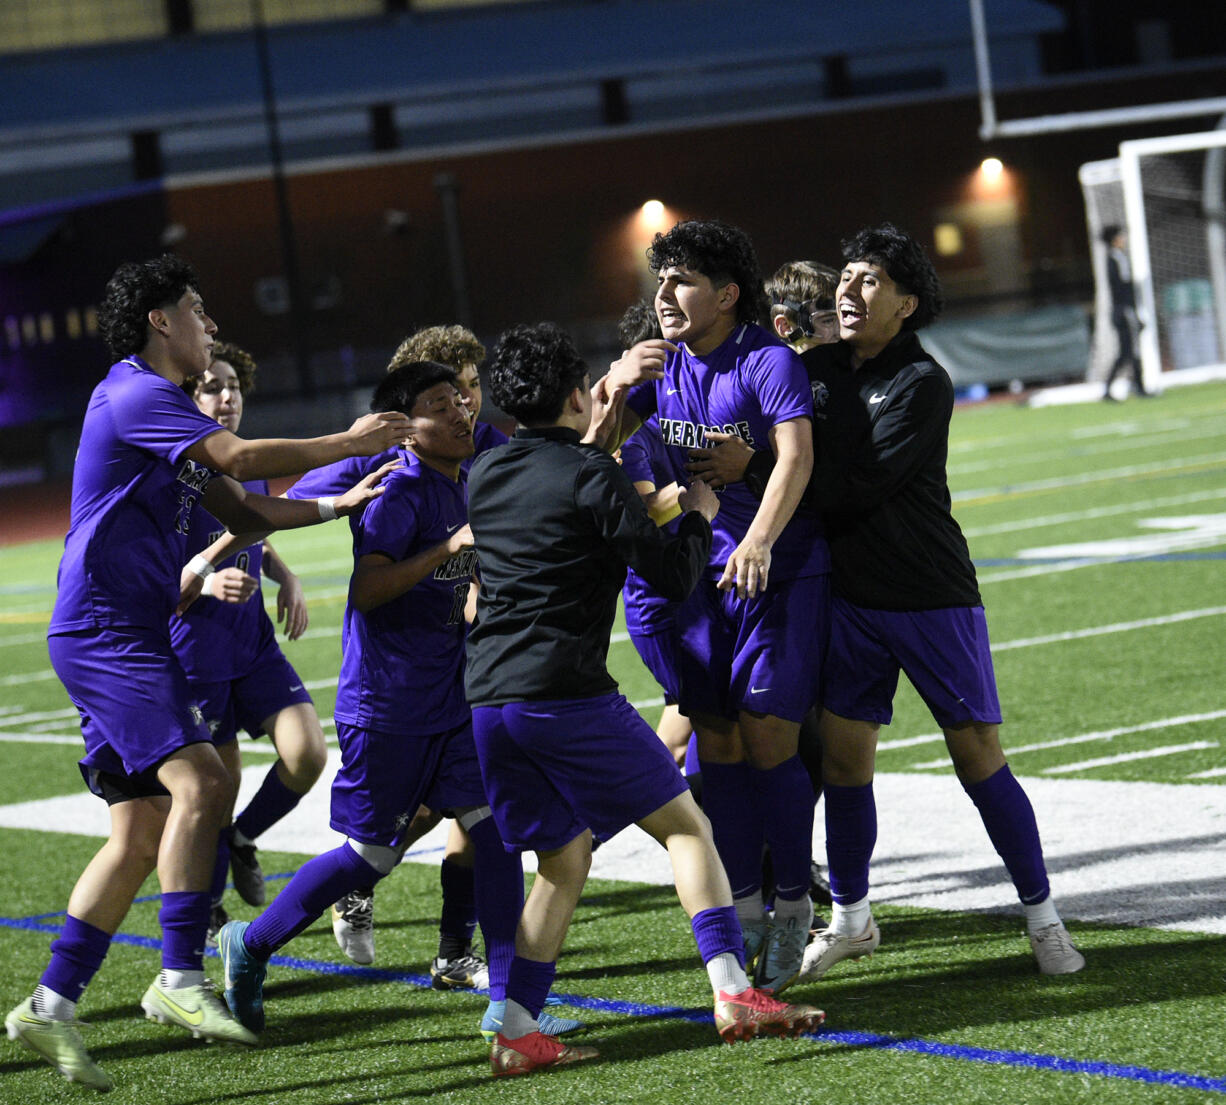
[190,645,312,746]
[627,626,682,704]
[674,574,829,723]
[49,627,212,785]
[822,599,1003,728]
[472,692,688,853]
[330,719,485,847]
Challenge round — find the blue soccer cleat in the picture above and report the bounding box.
[480,999,586,1045]
[218,920,267,1034]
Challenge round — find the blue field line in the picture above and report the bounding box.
[3,912,1222,1095]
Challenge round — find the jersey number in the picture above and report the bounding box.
[174,492,198,536]
[446,582,468,627]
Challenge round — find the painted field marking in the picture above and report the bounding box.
[1042,741,1218,775]
[961,487,1226,538]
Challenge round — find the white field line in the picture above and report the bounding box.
[0,669,56,687]
[961,487,1226,538]
[991,606,1226,651]
[1188,766,1226,779]
[0,631,50,649]
[953,450,1226,503]
[948,423,1225,477]
[910,710,1226,769]
[1042,741,1218,774]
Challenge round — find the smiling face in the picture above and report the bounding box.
[654,265,738,355]
[405,381,475,474]
[837,261,916,366]
[193,359,243,432]
[152,287,217,381]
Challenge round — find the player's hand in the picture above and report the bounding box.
[209,568,259,604]
[334,460,401,515]
[718,534,771,599]
[346,411,412,455]
[445,523,474,555]
[583,378,627,450]
[275,571,309,640]
[687,431,754,488]
[606,339,677,390]
[678,479,720,524]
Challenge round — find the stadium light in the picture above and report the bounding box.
[639,199,668,232]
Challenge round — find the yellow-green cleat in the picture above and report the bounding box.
[140,978,258,1045]
[6,996,113,1091]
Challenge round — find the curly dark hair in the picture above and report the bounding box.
[646,220,770,327]
[840,224,943,331]
[487,322,588,427]
[616,297,661,349]
[370,360,458,415]
[388,324,486,373]
[182,340,256,399]
[97,255,201,360]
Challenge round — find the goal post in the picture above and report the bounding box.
[1118,128,1226,391]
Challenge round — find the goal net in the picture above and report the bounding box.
[1081,128,1226,391]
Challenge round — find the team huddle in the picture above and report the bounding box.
[5,218,1083,1090]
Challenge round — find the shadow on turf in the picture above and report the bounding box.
[782,908,1226,1041]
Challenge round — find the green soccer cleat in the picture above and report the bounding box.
[140,977,257,1045]
[6,997,113,1091]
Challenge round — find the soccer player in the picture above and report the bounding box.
[465,322,824,1076]
[171,343,328,938]
[603,221,829,993]
[4,255,409,1092]
[739,225,1085,985]
[216,360,540,1046]
[324,326,507,985]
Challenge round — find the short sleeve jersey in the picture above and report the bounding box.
[618,417,680,635]
[332,448,475,735]
[625,323,827,581]
[49,357,223,635]
[169,478,275,681]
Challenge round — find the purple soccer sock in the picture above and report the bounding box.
[691,905,745,968]
[159,891,211,971]
[39,915,111,1003]
[964,765,1051,905]
[824,782,877,904]
[234,765,303,842]
[243,842,381,961]
[751,755,815,901]
[210,828,231,905]
[436,858,478,960]
[468,815,523,1002]
[506,956,556,1021]
[698,759,764,900]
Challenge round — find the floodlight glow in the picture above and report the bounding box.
[980,157,1004,181]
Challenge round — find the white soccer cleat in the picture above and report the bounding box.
[1029,922,1085,975]
[755,900,814,995]
[331,890,375,965]
[796,916,881,983]
[6,997,113,1091]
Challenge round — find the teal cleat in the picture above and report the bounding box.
[218,920,267,1034]
[480,1000,586,1045]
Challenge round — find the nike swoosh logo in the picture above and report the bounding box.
[666,388,680,395]
[446,522,462,533]
[288,684,303,692]
[868,393,886,404]
[157,991,204,1026]
[749,686,769,694]
[18,1012,49,1025]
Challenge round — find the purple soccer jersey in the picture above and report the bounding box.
[50,357,224,634]
[169,478,273,681]
[625,323,827,581]
[332,448,474,735]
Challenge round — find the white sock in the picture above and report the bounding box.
[1023,895,1061,934]
[830,894,871,937]
[733,891,765,931]
[499,999,539,1040]
[159,968,206,991]
[706,951,749,996]
[32,985,76,1022]
[772,894,814,927]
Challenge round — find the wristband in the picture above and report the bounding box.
[317,497,338,521]
[187,554,215,580]
[201,571,219,598]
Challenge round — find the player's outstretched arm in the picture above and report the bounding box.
[183,411,411,482]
